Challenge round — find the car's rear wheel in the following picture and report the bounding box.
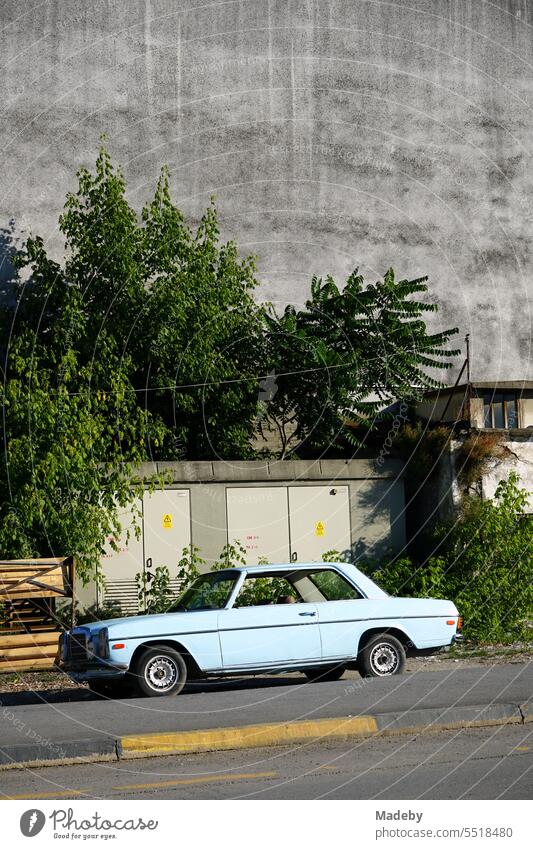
[304,665,346,682]
[132,646,187,697]
[357,634,406,677]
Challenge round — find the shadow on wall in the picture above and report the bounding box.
[0,218,25,308]
[342,475,406,564]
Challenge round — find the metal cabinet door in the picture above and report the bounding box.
[288,485,351,562]
[226,487,290,565]
[217,603,321,669]
[99,499,143,613]
[143,489,191,570]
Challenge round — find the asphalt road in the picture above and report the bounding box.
[0,663,533,750]
[0,664,531,756]
[1,725,531,800]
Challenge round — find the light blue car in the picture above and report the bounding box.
[60,562,463,697]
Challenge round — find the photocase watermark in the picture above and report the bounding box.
[18,807,159,839]
[0,705,66,760]
[373,400,411,472]
[343,676,368,696]
[20,809,46,837]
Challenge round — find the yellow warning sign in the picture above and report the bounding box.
[162,513,173,530]
[315,521,325,537]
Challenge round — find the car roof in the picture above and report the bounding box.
[210,562,388,599]
[221,563,346,574]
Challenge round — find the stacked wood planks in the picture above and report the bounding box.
[0,557,74,674]
[0,631,61,672]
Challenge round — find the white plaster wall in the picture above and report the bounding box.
[482,442,533,512]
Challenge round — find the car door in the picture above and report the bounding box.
[217,602,321,670]
[303,568,371,660]
[317,599,378,660]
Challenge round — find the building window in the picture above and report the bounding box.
[483,392,519,429]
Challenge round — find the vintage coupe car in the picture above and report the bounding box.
[60,562,462,697]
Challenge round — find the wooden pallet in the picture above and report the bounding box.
[0,598,57,633]
[0,558,74,674]
[0,631,61,673]
[0,558,73,600]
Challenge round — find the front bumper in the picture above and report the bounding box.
[59,631,128,682]
[60,657,129,683]
[65,665,128,684]
[61,659,129,673]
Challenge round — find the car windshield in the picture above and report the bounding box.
[169,571,239,612]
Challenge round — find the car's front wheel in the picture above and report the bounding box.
[357,634,406,677]
[132,646,187,697]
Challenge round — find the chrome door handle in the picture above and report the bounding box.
[299,611,316,617]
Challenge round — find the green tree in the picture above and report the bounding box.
[140,174,264,458]
[0,318,151,583]
[0,145,462,585]
[0,146,264,580]
[260,269,459,456]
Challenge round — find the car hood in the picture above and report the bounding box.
[78,609,214,637]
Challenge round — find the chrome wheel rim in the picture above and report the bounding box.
[145,655,178,691]
[370,643,399,675]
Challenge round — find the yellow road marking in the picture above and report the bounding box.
[112,771,277,791]
[121,715,378,756]
[6,790,85,800]
[514,746,530,752]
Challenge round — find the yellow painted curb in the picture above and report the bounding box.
[120,715,378,756]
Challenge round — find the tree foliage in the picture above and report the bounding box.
[0,146,460,579]
[260,269,459,456]
[0,233,152,581]
[0,147,263,577]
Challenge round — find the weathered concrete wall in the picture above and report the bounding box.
[481,440,533,511]
[1,0,532,379]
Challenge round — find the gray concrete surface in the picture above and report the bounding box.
[1,1,532,380]
[0,663,530,766]
[1,725,531,799]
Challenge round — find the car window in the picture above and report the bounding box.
[307,570,362,601]
[169,571,238,612]
[234,576,300,608]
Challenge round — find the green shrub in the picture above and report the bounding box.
[370,556,448,600]
[442,473,532,642]
[367,473,533,643]
[135,565,172,615]
[73,600,124,627]
[393,422,451,482]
